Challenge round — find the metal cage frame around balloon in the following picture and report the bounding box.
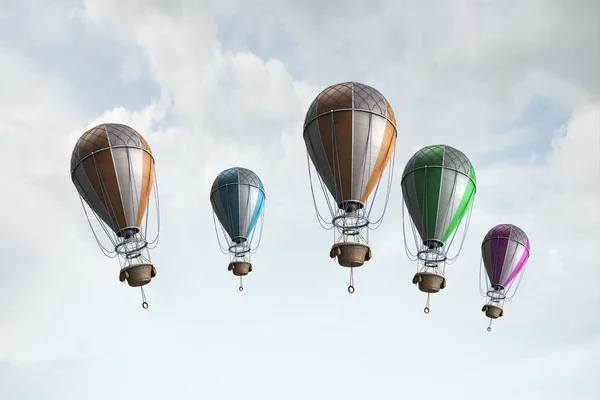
[400,148,476,277]
[479,227,531,305]
[210,178,266,264]
[212,210,266,264]
[71,142,161,264]
[304,100,397,246]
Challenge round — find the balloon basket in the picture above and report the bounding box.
[482,304,503,319]
[228,261,252,276]
[412,272,446,293]
[119,263,156,287]
[330,243,371,268]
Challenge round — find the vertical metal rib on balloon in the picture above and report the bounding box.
[479,224,530,331]
[400,144,476,312]
[210,167,266,291]
[70,123,161,308]
[303,82,397,293]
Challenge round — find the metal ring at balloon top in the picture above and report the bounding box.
[142,302,149,309]
[348,285,355,294]
[424,307,430,314]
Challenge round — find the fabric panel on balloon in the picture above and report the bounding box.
[244,175,265,238]
[211,168,265,241]
[304,98,339,202]
[350,83,395,203]
[303,82,396,207]
[504,226,530,286]
[71,124,155,234]
[502,234,528,286]
[361,99,396,204]
[71,126,121,231]
[237,167,265,238]
[401,145,476,244]
[71,125,127,232]
[401,145,444,242]
[137,135,155,226]
[304,121,338,202]
[444,164,476,240]
[482,232,509,286]
[438,146,476,241]
[482,224,530,288]
[105,126,155,228]
[110,146,138,228]
[316,84,353,203]
[106,125,154,231]
[351,109,375,200]
[212,168,241,239]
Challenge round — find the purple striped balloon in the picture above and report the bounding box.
[481,224,530,289]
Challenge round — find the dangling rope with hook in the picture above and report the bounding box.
[239,276,244,292]
[141,286,148,309]
[424,293,430,314]
[347,267,355,294]
[487,319,493,332]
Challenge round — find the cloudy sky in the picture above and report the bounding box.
[1,0,599,398]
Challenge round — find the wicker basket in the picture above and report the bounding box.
[482,305,503,319]
[228,261,252,276]
[331,243,371,268]
[120,264,155,287]
[412,273,446,293]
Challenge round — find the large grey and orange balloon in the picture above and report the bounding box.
[71,123,160,309]
[303,82,397,293]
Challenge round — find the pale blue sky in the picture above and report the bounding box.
[0,0,599,399]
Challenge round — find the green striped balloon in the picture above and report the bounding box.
[401,145,476,247]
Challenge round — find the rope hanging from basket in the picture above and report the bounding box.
[141,286,148,309]
[348,267,355,294]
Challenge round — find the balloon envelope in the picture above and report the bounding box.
[401,144,476,245]
[71,123,155,236]
[303,82,396,209]
[482,224,530,289]
[210,167,265,242]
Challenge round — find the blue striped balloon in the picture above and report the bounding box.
[210,167,265,243]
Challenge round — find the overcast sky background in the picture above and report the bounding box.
[1,0,599,399]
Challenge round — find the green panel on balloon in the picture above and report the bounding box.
[443,162,476,241]
[412,146,444,241]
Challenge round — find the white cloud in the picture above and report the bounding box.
[119,56,145,84]
[0,0,599,399]
[0,50,105,365]
[265,0,600,120]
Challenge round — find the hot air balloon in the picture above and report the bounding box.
[480,224,530,332]
[210,167,266,291]
[401,144,476,313]
[70,123,160,309]
[303,81,397,293]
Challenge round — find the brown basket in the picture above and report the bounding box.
[413,273,446,293]
[120,264,155,287]
[331,243,371,268]
[228,261,252,276]
[483,305,503,319]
